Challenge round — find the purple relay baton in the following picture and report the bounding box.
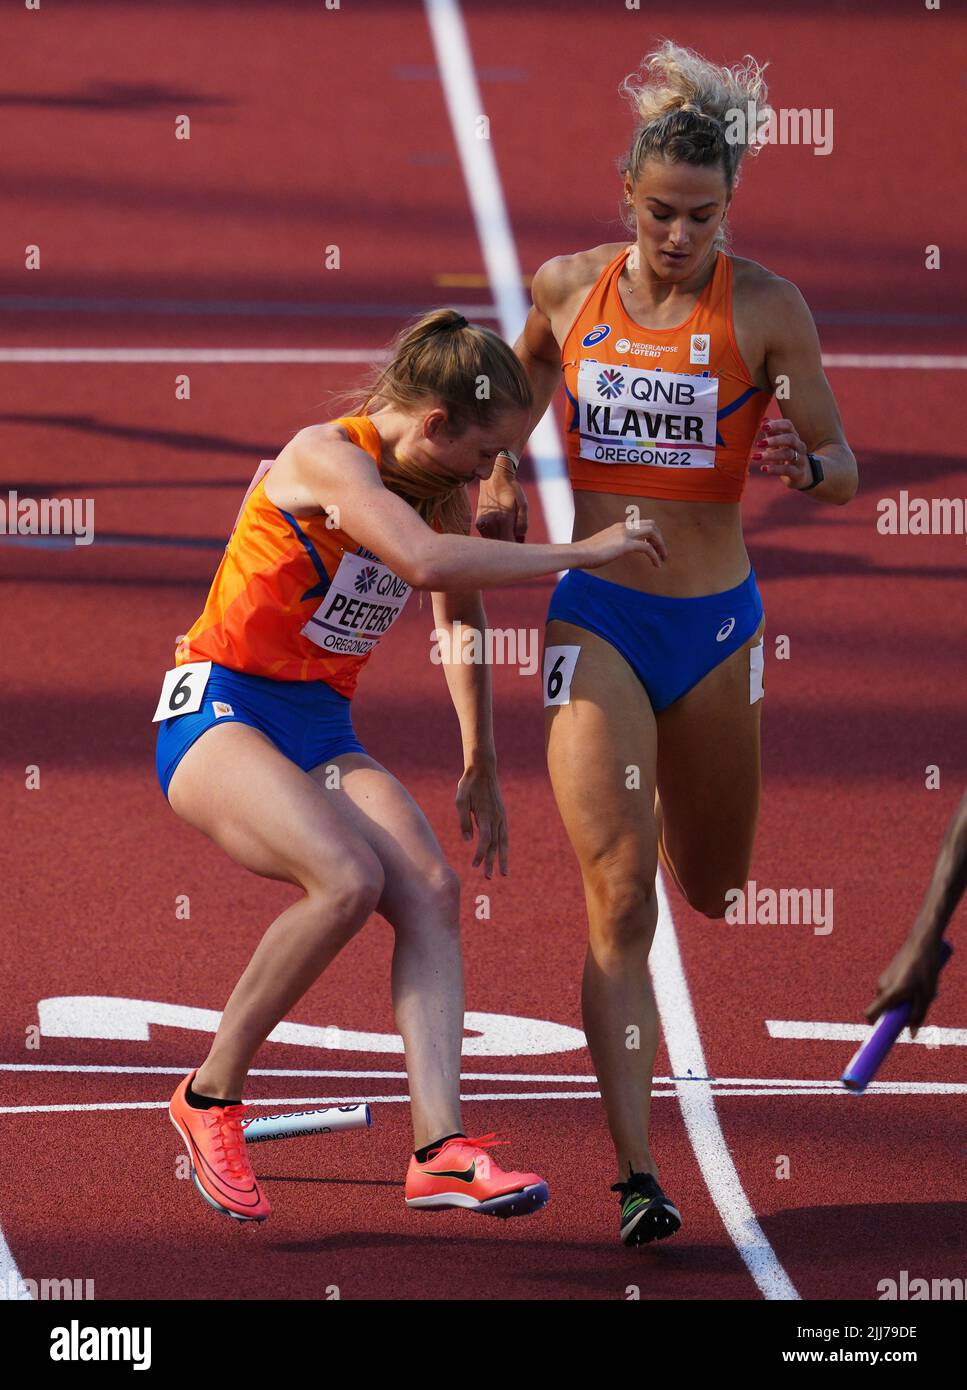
[841,940,953,1093]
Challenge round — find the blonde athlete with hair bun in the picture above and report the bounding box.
[156,308,666,1225]
[478,41,858,1245]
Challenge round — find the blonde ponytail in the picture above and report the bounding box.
[618,41,771,246]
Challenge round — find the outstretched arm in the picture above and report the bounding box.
[286,425,666,589]
[866,791,967,1032]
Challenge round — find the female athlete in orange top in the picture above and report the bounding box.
[157,309,665,1224]
[478,42,858,1245]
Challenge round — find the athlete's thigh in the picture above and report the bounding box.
[544,619,659,874]
[167,722,380,889]
[308,753,453,921]
[655,620,764,879]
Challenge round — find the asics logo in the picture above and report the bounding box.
[582,323,611,347]
[716,617,736,642]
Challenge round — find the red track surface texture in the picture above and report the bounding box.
[1,2,964,1301]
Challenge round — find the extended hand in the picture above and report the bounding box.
[865,936,945,1035]
[455,761,509,879]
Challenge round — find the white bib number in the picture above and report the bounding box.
[301,551,411,657]
[577,360,719,469]
[152,660,212,722]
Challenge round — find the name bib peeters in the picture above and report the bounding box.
[577,360,719,468]
[301,550,411,657]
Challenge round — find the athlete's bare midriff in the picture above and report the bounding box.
[570,490,749,595]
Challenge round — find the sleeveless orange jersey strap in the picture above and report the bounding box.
[177,416,412,697]
[561,248,770,502]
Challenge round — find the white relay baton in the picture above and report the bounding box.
[241,1104,372,1144]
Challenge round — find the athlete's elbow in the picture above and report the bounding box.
[822,452,858,505]
[407,537,464,591]
[402,551,443,591]
[837,459,859,505]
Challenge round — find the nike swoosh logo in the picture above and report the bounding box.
[623,1195,652,1216]
[422,1163,477,1183]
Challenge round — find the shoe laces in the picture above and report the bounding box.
[205,1104,251,1179]
[428,1131,509,1160]
[611,1171,659,1197]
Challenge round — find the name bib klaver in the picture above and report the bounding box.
[577,360,719,468]
[301,549,411,657]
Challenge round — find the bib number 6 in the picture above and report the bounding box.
[152,660,212,722]
[542,645,580,708]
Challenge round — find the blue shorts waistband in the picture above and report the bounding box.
[559,566,758,610]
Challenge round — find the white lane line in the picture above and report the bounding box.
[0,348,384,363]
[423,0,573,541]
[0,1063,593,1081]
[650,875,800,1299]
[0,1095,592,1114]
[4,1081,966,1116]
[3,1062,963,1092]
[1,348,961,371]
[767,1021,967,1047]
[5,1082,966,1117]
[822,354,967,370]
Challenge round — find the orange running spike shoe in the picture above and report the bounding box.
[168,1072,271,1223]
[405,1132,549,1218]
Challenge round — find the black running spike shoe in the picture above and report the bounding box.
[612,1171,682,1245]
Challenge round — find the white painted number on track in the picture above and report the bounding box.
[767,1019,967,1048]
[36,997,587,1057]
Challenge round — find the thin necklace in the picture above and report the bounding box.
[622,245,714,301]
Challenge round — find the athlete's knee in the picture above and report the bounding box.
[306,855,384,929]
[428,861,461,919]
[662,828,754,920]
[584,849,659,948]
[397,859,461,931]
[680,867,751,921]
[684,886,730,920]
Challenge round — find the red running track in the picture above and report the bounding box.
[0,1,965,1301]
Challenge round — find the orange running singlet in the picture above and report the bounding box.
[177,416,411,698]
[562,247,771,503]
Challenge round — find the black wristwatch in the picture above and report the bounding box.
[798,452,824,491]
